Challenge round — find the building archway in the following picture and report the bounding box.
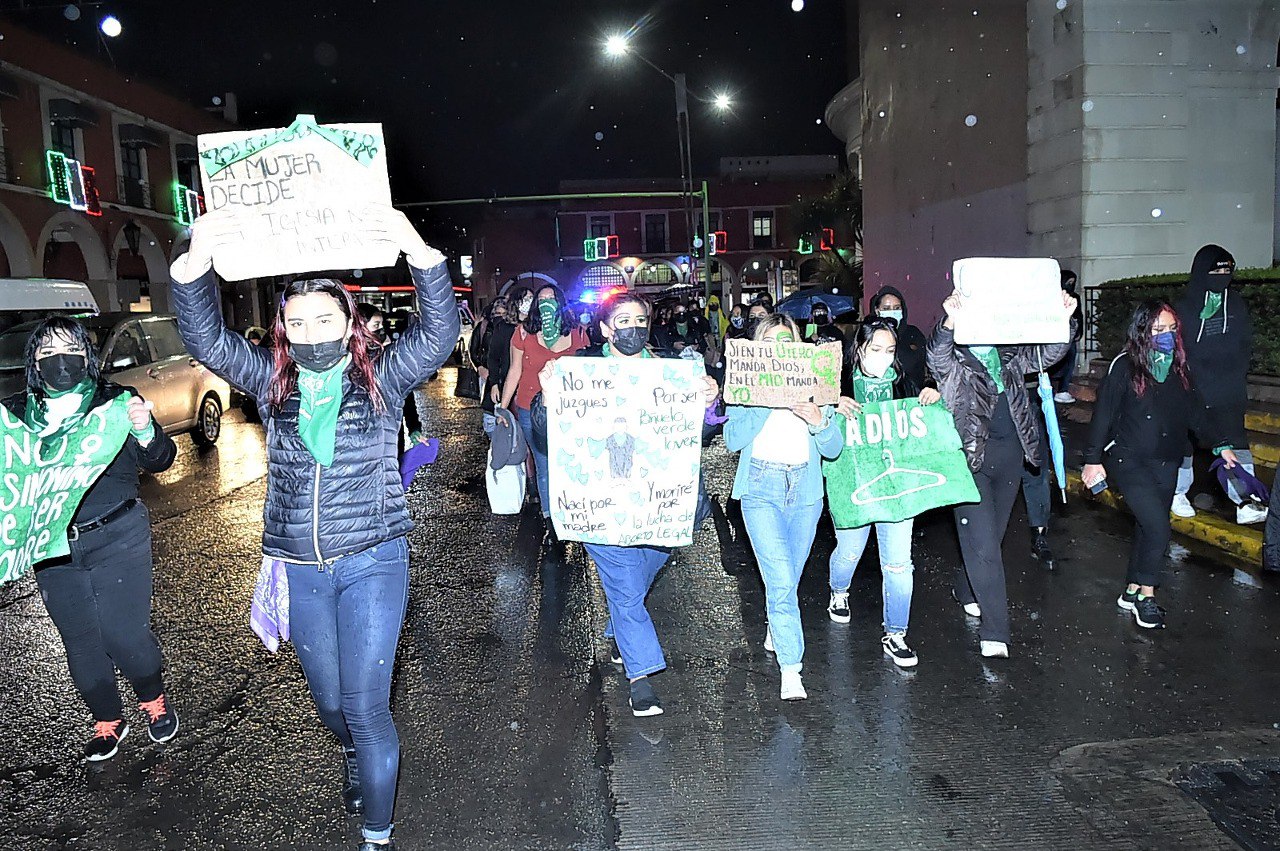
[0,201,35,277]
[501,272,560,295]
[578,262,626,290]
[632,259,684,291]
[798,257,823,283]
[36,212,109,282]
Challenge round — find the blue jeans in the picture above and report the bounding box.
[829,519,915,634]
[739,460,824,673]
[288,537,410,840]
[585,544,671,679]
[517,407,550,518]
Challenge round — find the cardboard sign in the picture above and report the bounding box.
[198,114,398,280]
[723,338,841,408]
[951,257,1067,345]
[0,395,133,584]
[823,399,979,528]
[544,357,704,547]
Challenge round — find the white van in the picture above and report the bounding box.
[0,278,99,334]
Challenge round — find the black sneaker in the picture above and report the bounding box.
[139,694,178,743]
[85,719,129,761]
[1116,588,1139,611]
[1133,596,1166,629]
[881,632,919,668]
[628,678,664,717]
[1031,529,1055,570]
[608,639,623,665]
[342,746,364,815]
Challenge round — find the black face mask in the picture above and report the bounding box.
[38,353,88,392]
[290,339,347,372]
[1206,270,1233,293]
[812,312,830,326]
[611,326,649,356]
[746,318,762,337]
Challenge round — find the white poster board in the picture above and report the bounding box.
[544,357,705,547]
[951,257,1067,345]
[197,114,399,281]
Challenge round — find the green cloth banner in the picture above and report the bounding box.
[199,114,382,178]
[0,394,133,585]
[824,399,979,528]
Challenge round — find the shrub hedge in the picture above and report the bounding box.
[1092,267,1280,376]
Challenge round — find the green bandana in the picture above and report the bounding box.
[0,393,133,584]
[297,356,348,467]
[969,346,1005,393]
[852,366,897,405]
[538,300,562,349]
[603,342,653,359]
[1199,291,1224,321]
[1149,351,1172,383]
[23,380,95,459]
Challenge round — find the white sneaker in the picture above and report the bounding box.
[1171,494,1196,518]
[827,591,851,624]
[881,633,919,668]
[779,670,807,700]
[963,602,982,618]
[763,627,774,653]
[1053,392,1075,404]
[980,640,1009,658]
[1237,503,1268,525]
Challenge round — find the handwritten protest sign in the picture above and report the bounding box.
[723,338,841,407]
[198,114,398,280]
[823,399,978,528]
[0,396,132,585]
[951,257,1067,345]
[544,357,704,547]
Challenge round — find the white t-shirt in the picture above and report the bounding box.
[751,409,809,464]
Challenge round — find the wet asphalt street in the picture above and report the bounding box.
[3,367,1280,850]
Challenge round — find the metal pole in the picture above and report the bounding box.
[397,190,691,209]
[701,180,712,306]
[674,74,696,278]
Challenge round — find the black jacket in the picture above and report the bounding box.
[1174,244,1251,441]
[927,322,1074,472]
[1,382,176,524]
[869,287,931,390]
[1084,354,1227,464]
[171,261,458,564]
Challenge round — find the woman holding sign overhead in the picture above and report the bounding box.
[544,291,718,717]
[170,205,457,851]
[927,284,1076,659]
[725,315,843,701]
[824,318,942,668]
[2,316,178,762]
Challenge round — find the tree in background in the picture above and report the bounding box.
[792,169,863,310]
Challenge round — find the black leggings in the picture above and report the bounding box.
[954,432,1025,644]
[34,501,165,721]
[1109,455,1178,588]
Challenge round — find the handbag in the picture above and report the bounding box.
[486,446,526,514]
[454,365,482,400]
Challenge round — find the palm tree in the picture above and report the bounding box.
[792,170,863,306]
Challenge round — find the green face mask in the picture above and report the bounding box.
[538,299,561,347]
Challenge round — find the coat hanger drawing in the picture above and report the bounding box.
[849,449,947,506]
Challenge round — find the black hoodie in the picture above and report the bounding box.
[1174,244,1251,440]
[869,286,930,389]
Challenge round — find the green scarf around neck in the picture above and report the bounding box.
[968,346,1005,393]
[24,379,94,459]
[1199,291,1224,321]
[852,366,897,405]
[296,356,349,467]
[1149,351,1172,383]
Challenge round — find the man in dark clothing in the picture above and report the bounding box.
[653,301,709,354]
[806,301,847,348]
[1172,244,1262,524]
[868,286,931,390]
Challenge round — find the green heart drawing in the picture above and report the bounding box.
[639,467,650,477]
[614,511,628,525]
[629,375,639,385]
[581,362,596,376]
[616,396,627,405]
[575,437,585,447]
[556,449,573,465]
[559,421,572,433]
[629,492,645,506]
[608,364,621,376]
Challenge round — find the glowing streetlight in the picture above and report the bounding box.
[99,15,122,37]
[714,93,733,111]
[604,34,630,57]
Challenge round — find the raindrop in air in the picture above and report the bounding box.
[1236,44,1247,55]
[1151,208,1162,218]
[1081,99,1094,112]
[1056,0,1067,9]
[211,96,222,106]
[314,42,338,66]
[594,131,604,141]
[63,4,80,21]
[964,114,978,126]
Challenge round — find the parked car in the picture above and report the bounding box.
[0,313,232,446]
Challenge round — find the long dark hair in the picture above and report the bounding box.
[597,291,650,326]
[266,279,385,413]
[24,316,101,397]
[850,318,902,377]
[1124,299,1189,397]
[522,283,575,339]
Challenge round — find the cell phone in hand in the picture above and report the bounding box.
[1088,478,1108,495]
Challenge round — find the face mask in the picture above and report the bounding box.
[730,316,745,329]
[1152,331,1176,354]
[518,295,533,316]
[372,328,388,343]
[290,339,348,372]
[673,313,687,324]
[611,326,649,356]
[38,353,88,392]
[580,312,591,325]
[538,299,561,345]
[879,309,903,324]
[860,351,894,378]
[709,304,719,313]
[1206,270,1232,293]
[812,312,830,326]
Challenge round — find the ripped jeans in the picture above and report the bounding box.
[829,519,915,635]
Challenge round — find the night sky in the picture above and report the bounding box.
[11,0,850,240]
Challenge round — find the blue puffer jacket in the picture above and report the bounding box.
[171,261,458,564]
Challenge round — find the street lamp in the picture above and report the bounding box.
[605,34,630,57]
[714,93,733,112]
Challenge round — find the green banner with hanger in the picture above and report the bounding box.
[823,399,979,528]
